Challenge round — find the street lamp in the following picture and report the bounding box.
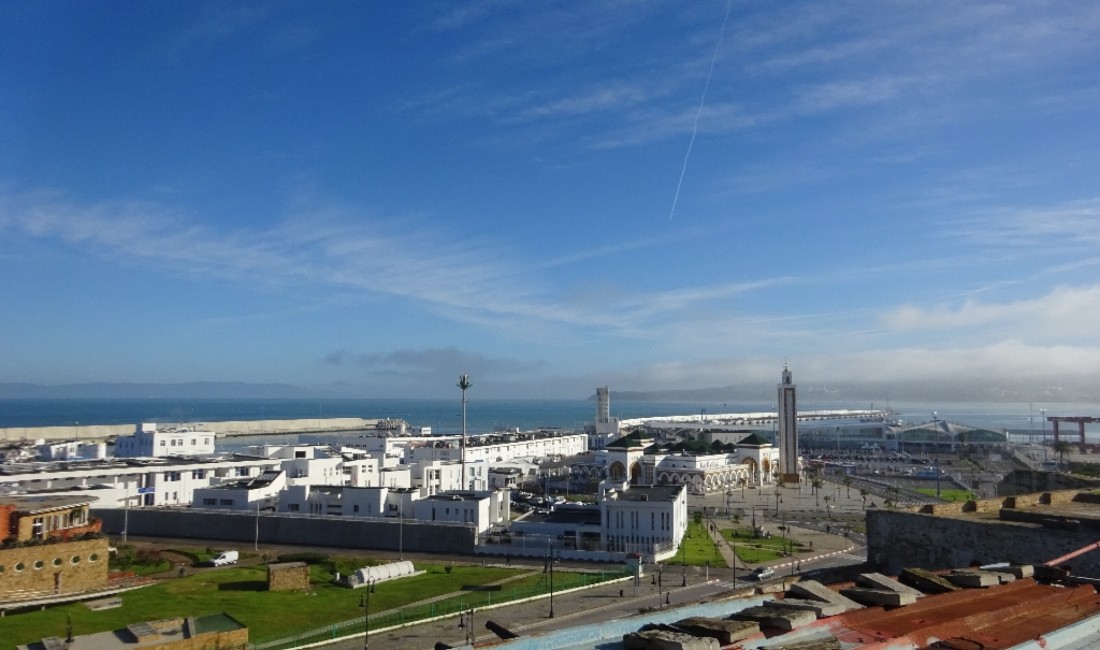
[681,539,687,587]
[457,607,474,646]
[546,546,556,618]
[360,579,377,650]
[458,374,472,491]
[1041,408,1048,463]
[774,492,782,517]
[932,411,941,498]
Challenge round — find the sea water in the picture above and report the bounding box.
[1,398,1097,438]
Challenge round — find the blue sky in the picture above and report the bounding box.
[2,1,1099,400]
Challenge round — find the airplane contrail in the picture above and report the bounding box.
[669,0,732,222]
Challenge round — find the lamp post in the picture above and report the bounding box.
[681,539,687,587]
[458,374,471,491]
[547,546,555,618]
[774,492,782,517]
[457,607,474,646]
[360,579,376,650]
[932,411,941,498]
[1041,408,1048,463]
[731,537,737,588]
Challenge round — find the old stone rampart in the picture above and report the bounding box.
[0,536,110,602]
[93,508,476,555]
[867,489,1100,575]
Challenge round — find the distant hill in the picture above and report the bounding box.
[0,382,312,399]
[592,387,745,402]
[590,378,1100,404]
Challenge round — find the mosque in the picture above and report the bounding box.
[572,368,798,494]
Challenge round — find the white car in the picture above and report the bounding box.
[748,566,775,581]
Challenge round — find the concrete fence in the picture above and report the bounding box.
[93,508,477,555]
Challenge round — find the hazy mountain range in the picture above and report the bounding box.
[0,382,312,399]
[595,380,1097,404]
[0,378,1093,403]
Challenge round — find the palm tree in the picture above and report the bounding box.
[811,478,823,506]
[1051,440,1072,471]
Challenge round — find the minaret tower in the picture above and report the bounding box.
[777,365,800,483]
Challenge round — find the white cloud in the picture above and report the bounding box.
[879,285,1100,343]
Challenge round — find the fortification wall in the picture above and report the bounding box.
[867,489,1100,575]
[93,508,476,555]
[0,418,377,443]
[0,537,110,602]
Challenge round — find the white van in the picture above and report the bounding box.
[211,550,239,566]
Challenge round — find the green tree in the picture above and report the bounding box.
[1051,440,1072,470]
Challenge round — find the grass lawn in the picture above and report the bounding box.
[722,527,804,565]
[915,488,977,502]
[662,520,724,567]
[0,562,565,647]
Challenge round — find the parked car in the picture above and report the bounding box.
[211,550,239,566]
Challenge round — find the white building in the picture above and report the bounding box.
[601,483,687,557]
[588,386,621,450]
[114,423,216,458]
[280,484,389,517]
[412,489,510,532]
[0,455,281,508]
[192,470,286,511]
[571,430,782,494]
[37,440,107,461]
[507,482,687,559]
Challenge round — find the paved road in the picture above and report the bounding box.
[311,528,862,650]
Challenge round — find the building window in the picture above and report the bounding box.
[53,558,62,567]
[220,499,234,506]
[288,504,299,512]
[203,498,217,506]
[193,470,205,479]
[71,555,81,565]
[353,505,359,513]
[33,560,44,570]
[15,562,25,572]
[89,554,99,563]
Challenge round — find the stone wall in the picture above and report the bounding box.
[867,489,1100,575]
[0,537,110,601]
[94,508,477,555]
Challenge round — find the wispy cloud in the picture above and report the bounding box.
[0,189,788,342]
